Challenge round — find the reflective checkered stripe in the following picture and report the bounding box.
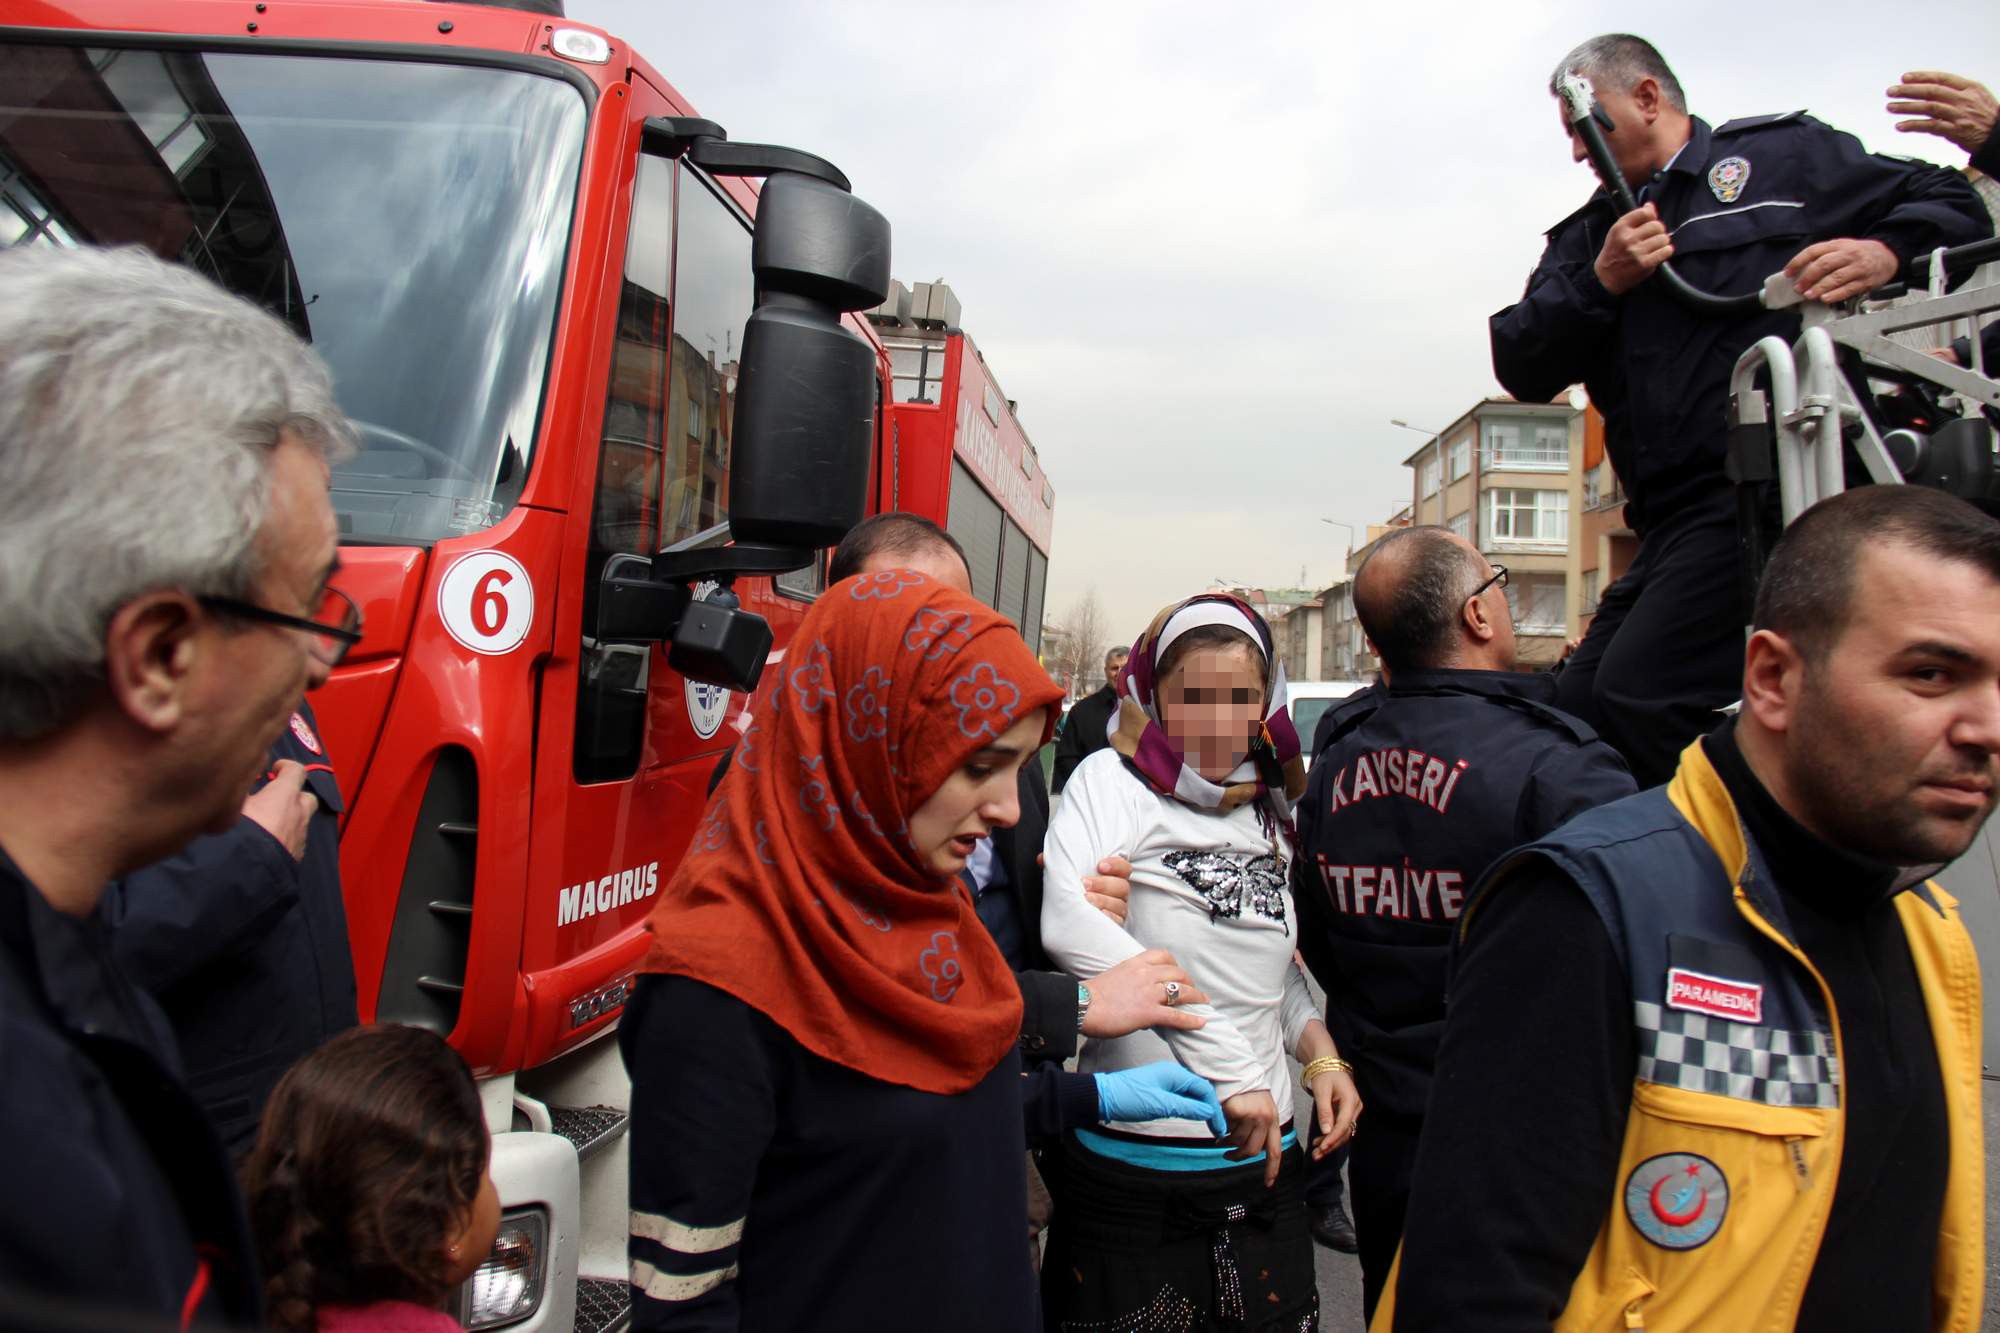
[1634,1001,1839,1108]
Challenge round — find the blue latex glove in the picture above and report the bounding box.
[1095,1062,1228,1136]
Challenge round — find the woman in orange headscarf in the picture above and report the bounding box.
[620,571,1219,1330]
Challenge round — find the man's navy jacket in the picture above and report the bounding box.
[0,845,260,1327]
[102,700,357,1153]
[1293,669,1635,1119]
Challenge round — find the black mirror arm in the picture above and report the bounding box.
[641,117,851,192]
[653,542,816,583]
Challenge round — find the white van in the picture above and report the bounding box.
[1285,680,1372,761]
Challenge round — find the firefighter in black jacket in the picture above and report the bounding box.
[1293,527,1635,1320]
[1051,645,1128,794]
[1498,35,1991,787]
[102,698,359,1154]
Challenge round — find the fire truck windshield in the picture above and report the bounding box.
[0,44,587,544]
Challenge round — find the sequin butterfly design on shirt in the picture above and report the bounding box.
[1163,849,1290,929]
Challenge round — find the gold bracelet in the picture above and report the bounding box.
[1301,1056,1352,1088]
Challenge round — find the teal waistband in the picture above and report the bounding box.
[1075,1126,1298,1173]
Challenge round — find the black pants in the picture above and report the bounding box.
[1041,1134,1318,1331]
[1347,1113,1423,1324]
[1556,495,1744,787]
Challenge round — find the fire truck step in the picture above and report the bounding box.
[549,1104,629,1161]
[573,1276,632,1333]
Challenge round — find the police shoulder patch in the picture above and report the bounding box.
[1625,1153,1729,1250]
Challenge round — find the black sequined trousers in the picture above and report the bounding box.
[1040,1133,1318,1332]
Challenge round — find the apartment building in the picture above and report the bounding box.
[1567,404,1636,639]
[1401,397,1586,668]
[1321,508,1412,681]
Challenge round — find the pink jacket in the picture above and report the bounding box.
[316,1300,464,1333]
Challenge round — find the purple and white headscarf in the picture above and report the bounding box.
[1106,593,1306,818]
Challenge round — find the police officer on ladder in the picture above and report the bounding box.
[1496,34,1990,787]
[1292,526,1633,1321]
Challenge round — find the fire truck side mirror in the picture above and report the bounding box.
[596,557,775,692]
[595,553,690,645]
[667,584,775,693]
[728,171,892,549]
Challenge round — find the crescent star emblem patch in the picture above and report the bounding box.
[1708,155,1750,204]
[1625,1153,1729,1249]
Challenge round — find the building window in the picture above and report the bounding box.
[1585,460,1625,511]
[92,49,213,178]
[1448,510,1471,539]
[1419,455,1440,497]
[0,156,74,250]
[1581,568,1602,613]
[1507,575,1568,634]
[1448,436,1471,480]
[1489,487,1568,545]
[1484,419,1567,471]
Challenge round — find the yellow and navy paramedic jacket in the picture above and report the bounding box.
[1372,739,1983,1332]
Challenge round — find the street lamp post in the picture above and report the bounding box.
[1319,518,1356,575]
[1391,418,1447,524]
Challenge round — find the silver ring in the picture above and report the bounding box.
[1163,980,1182,1006]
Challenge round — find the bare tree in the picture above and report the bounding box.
[1048,588,1109,698]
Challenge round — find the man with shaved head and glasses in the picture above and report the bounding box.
[1381,486,2000,1331]
[1290,525,1632,1321]
[0,245,358,1326]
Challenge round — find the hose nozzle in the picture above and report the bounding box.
[1556,69,1616,132]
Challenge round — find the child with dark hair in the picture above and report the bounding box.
[241,1025,500,1332]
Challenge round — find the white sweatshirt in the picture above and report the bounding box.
[1040,748,1319,1138]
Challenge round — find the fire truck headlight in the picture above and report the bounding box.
[551,29,611,64]
[463,1208,548,1329]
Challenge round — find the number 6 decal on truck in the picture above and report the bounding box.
[439,552,535,656]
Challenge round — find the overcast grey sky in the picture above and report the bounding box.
[572,0,2000,643]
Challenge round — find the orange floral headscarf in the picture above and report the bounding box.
[641,570,1063,1094]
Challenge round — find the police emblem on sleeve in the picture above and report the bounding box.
[1625,1153,1729,1250]
[1708,156,1751,204]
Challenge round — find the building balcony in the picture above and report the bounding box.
[1481,449,1568,473]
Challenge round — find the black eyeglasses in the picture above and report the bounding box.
[199,585,364,666]
[1470,564,1509,601]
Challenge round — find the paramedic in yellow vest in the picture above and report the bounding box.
[1379,484,1995,1332]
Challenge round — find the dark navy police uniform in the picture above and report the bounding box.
[102,699,358,1154]
[1292,669,1635,1317]
[1493,112,1991,785]
[0,845,261,1328]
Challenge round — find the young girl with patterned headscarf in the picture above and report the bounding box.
[621,570,1223,1331]
[1040,593,1363,1332]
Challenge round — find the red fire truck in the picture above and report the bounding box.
[0,3,1065,1329]
[868,279,1057,654]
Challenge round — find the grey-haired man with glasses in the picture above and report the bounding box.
[0,244,357,1326]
